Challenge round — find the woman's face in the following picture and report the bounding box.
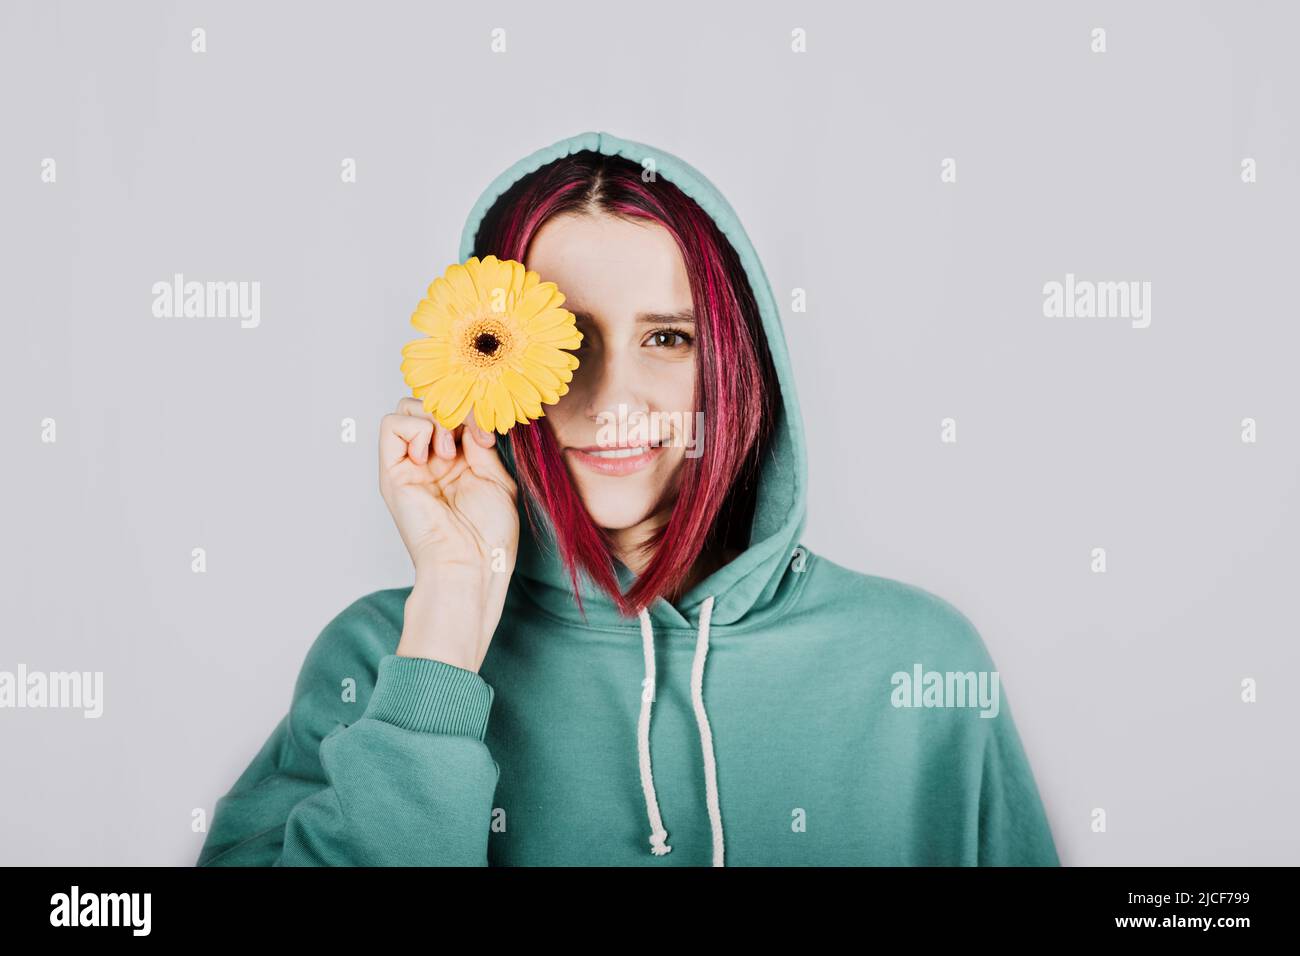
[525,211,697,534]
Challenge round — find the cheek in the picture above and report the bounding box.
[657,365,698,414]
[649,446,691,500]
[542,391,582,438]
[660,445,688,475]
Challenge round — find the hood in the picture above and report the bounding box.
[459,130,809,636]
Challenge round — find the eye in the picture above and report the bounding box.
[644,327,694,349]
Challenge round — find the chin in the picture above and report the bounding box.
[577,484,663,531]
[584,503,658,532]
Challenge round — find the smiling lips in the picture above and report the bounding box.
[565,444,665,476]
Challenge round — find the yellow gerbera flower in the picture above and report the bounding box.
[401,255,583,434]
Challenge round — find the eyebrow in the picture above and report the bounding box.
[571,309,695,326]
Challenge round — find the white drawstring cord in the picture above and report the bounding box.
[637,606,672,856]
[691,595,725,867]
[636,595,725,866]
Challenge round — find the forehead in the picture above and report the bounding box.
[525,213,693,317]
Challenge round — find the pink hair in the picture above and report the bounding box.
[473,151,778,619]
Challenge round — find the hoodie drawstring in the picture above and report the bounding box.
[636,594,725,866]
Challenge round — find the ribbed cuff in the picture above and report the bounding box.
[362,654,495,740]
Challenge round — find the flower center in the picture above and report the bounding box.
[461,317,514,368]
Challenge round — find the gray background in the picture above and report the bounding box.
[2,0,1296,865]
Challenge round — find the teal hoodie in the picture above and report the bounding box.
[198,131,1060,867]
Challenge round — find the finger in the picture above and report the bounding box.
[395,397,462,462]
[433,422,457,460]
[398,396,446,462]
[465,413,495,449]
[380,414,433,469]
[461,416,516,491]
[396,396,434,419]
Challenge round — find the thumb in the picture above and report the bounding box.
[461,414,515,489]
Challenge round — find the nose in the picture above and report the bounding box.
[580,344,651,427]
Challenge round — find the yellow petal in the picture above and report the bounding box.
[508,260,527,295]
[526,342,581,373]
[525,307,575,334]
[427,276,462,313]
[520,359,561,403]
[468,255,509,307]
[440,384,477,429]
[411,302,457,337]
[463,256,484,293]
[500,368,543,418]
[484,377,516,434]
[472,392,494,434]
[530,325,582,347]
[513,282,560,323]
[489,256,517,300]
[510,393,530,424]
[402,338,452,359]
[402,356,454,389]
[444,263,480,309]
[500,366,542,407]
[519,354,563,385]
[432,370,475,423]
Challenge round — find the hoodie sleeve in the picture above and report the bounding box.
[196,594,501,866]
[973,699,1060,866]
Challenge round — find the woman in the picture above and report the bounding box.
[198,131,1059,866]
